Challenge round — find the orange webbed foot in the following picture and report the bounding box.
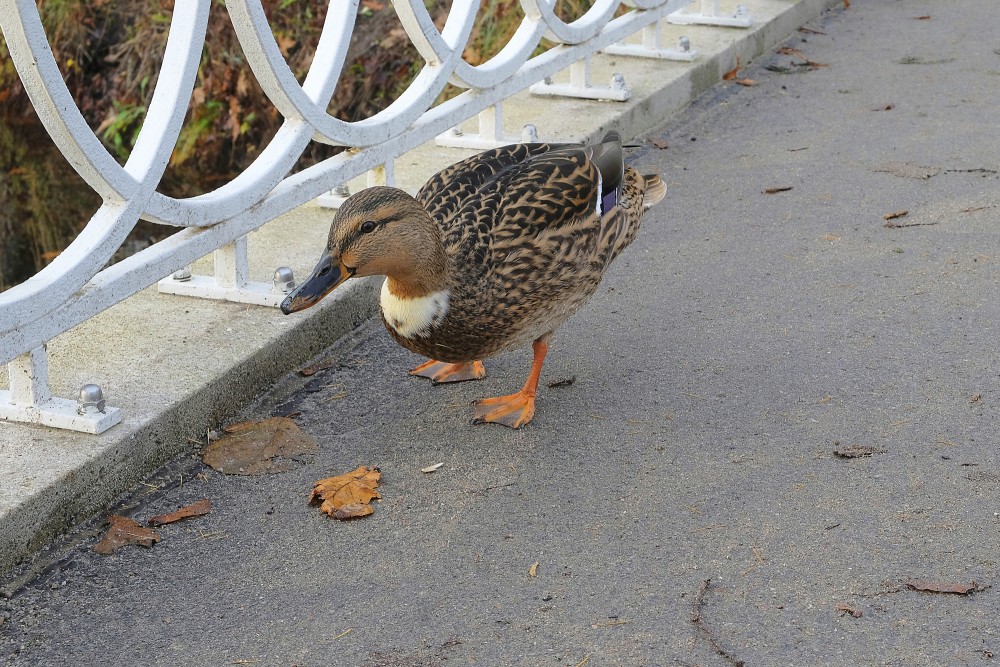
[410,359,486,384]
[471,390,536,428]
[469,336,550,429]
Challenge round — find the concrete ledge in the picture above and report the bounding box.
[0,0,844,577]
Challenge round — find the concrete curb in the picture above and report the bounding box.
[0,0,844,577]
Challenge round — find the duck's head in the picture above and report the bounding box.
[280,186,445,314]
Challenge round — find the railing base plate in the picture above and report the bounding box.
[0,393,122,434]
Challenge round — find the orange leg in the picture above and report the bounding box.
[472,336,549,429]
[410,359,486,384]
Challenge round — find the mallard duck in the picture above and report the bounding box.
[281,131,665,428]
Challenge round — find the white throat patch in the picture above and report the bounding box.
[380,280,450,339]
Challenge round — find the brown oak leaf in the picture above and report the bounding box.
[310,466,382,520]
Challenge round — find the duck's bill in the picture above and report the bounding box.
[280,254,355,314]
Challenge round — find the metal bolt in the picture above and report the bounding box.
[77,384,107,415]
[735,4,748,19]
[272,267,296,293]
[172,266,192,282]
[521,124,539,142]
[449,127,464,137]
[679,36,691,52]
[611,73,627,90]
[333,183,350,197]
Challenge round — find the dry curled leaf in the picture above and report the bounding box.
[883,210,909,221]
[148,499,212,526]
[835,603,863,618]
[529,562,539,577]
[310,466,382,520]
[764,186,793,194]
[650,138,669,150]
[94,515,161,554]
[421,462,445,474]
[906,579,987,595]
[203,417,318,475]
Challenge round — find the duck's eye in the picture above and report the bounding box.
[360,220,377,234]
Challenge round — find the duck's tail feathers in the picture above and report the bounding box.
[641,174,667,210]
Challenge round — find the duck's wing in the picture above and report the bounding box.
[416,142,568,226]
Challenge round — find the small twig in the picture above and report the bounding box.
[465,481,516,495]
[332,628,354,640]
[574,656,591,667]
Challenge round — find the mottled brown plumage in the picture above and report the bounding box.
[282,131,666,427]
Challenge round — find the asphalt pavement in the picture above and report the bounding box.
[3,1,1000,665]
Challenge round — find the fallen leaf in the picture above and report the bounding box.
[844,0,849,8]
[529,561,539,577]
[202,417,318,475]
[650,138,669,150]
[148,499,211,526]
[547,376,576,388]
[872,103,894,111]
[821,234,841,242]
[764,186,793,194]
[874,162,940,180]
[835,603,863,618]
[905,579,987,595]
[883,210,909,221]
[94,515,161,554]
[833,445,886,459]
[735,78,758,86]
[310,466,382,519]
[421,462,445,473]
[723,56,741,81]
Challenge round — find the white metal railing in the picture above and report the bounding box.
[0,0,751,433]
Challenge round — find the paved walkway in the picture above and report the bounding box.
[4,1,1000,665]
